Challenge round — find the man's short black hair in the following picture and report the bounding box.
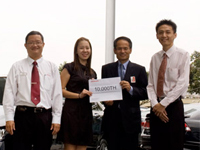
[25,31,44,43]
[156,19,177,33]
[114,36,132,49]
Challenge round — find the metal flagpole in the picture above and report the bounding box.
[105,0,115,64]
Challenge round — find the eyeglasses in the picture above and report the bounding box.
[27,42,43,46]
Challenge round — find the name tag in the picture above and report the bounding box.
[130,76,136,83]
[20,72,27,76]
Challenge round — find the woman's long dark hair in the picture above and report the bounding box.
[73,37,93,75]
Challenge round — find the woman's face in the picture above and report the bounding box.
[77,40,91,62]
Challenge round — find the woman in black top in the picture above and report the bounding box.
[60,37,97,150]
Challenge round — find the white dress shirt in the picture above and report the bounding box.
[147,45,190,108]
[3,56,63,124]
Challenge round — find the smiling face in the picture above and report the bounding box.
[77,40,91,65]
[114,39,132,64]
[156,24,177,51]
[24,34,45,60]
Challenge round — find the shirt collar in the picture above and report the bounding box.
[118,60,129,70]
[160,45,175,58]
[27,56,43,66]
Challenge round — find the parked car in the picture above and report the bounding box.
[140,106,151,127]
[90,102,108,150]
[140,103,200,150]
[184,103,200,149]
[0,77,6,149]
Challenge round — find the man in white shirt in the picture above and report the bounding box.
[147,20,190,150]
[3,31,63,150]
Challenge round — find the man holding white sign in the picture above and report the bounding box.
[101,36,148,150]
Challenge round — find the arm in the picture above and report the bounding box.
[60,68,92,99]
[147,59,158,108]
[3,65,17,135]
[50,65,63,135]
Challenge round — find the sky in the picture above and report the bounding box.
[0,0,200,78]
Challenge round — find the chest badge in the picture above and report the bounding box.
[130,76,136,83]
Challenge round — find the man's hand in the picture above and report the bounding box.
[6,121,15,135]
[153,103,169,123]
[51,124,60,135]
[104,100,114,106]
[120,80,131,92]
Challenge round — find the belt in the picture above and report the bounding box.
[16,106,51,113]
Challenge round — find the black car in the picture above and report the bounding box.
[140,103,200,150]
[184,103,200,149]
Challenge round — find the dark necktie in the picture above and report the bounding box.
[120,64,124,80]
[157,53,167,97]
[31,61,40,105]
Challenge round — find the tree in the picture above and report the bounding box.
[188,51,200,94]
[58,61,67,73]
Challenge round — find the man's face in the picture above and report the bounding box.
[156,24,177,50]
[24,35,45,60]
[114,39,132,64]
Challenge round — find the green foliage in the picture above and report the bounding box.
[146,71,149,78]
[59,61,67,74]
[188,51,200,94]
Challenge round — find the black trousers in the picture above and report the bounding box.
[150,98,185,150]
[11,106,52,150]
[105,108,139,150]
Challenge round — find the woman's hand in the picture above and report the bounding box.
[79,89,92,98]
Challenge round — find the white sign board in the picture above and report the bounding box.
[89,77,122,102]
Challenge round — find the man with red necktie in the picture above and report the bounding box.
[147,20,190,150]
[3,31,63,150]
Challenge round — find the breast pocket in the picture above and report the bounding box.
[43,75,53,91]
[17,72,28,89]
[166,68,179,82]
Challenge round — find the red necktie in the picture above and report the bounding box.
[157,53,167,97]
[31,61,40,105]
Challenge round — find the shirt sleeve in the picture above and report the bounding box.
[129,86,133,95]
[51,64,63,124]
[160,52,190,107]
[3,64,17,121]
[147,58,158,108]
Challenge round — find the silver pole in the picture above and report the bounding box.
[105,0,115,64]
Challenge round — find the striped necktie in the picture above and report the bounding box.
[157,53,167,97]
